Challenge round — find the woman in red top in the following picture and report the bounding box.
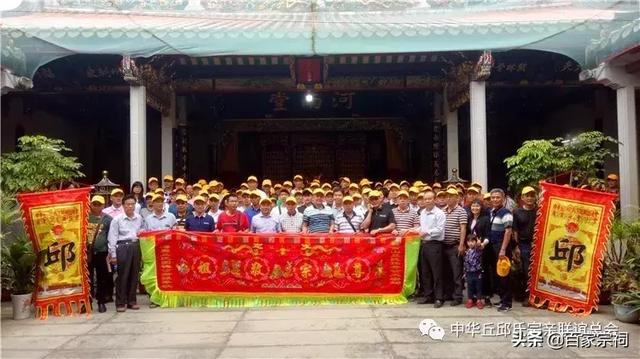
[216,194,249,232]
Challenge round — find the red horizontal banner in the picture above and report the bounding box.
[143,230,409,295]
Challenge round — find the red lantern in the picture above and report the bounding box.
[296,58,323,85]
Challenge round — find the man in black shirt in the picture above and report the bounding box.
[362,190,396,235]
[513,186,537,307]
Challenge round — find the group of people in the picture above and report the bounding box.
[87,172,621,314]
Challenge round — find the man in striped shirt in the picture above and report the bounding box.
[392,190,420,235]
[302,189,335,233]
[442,188,468,306]
[334,196,364,233]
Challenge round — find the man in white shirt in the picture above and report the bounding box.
[103,188,125,218]
[417,190,446,308]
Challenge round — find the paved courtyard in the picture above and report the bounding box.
[1,295,639,359]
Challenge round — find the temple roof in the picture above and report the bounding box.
[1,1,638,77]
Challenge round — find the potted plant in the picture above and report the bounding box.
[612,291,640,324]
[1,235,36,320]
[603,218,640,323]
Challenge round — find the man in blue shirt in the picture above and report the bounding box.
[185,196,215,232]
[244,190,262,224]
[488,188,514,313]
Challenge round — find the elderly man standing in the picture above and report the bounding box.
[302,189,335,233]
[361,190,396,235]
[144,194,177,231]
[108,195,144,312]
[279,196,304,233]
[103,188,125,218]
[251,198,281,233]
[392,190,420,236]
[334,196,364,233]
[442,187,468,306]
[417,191,446,307]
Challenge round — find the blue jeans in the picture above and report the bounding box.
[466,271,483,300]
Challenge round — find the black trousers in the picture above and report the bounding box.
[443,242,464,301]
[91,251,113,304]
[420,241,443,301]
[490,241,513,307]
[115,241,141,307]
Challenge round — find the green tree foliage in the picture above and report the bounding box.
[1,235,36,294]
[504,131,618,194]
[1,135,85,194]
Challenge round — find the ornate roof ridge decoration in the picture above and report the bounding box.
[43,0,565,13]
[120,55,174,114]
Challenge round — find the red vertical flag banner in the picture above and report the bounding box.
[529,182,617,315]
[17,188,92,319]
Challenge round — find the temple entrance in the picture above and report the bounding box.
[237,130,387,183]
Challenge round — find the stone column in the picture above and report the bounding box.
[470,80,488,189]
[616,86,638,220]
[161,93,176,177]
[129,85,147,185]
[446,107,459,176]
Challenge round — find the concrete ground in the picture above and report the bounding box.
[1,295,639,359]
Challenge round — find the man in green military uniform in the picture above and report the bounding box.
[88,195,114,313]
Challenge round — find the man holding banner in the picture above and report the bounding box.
[88,195,113,313]
[108,194,144,312]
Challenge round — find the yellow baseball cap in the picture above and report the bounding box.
[249,190,261,197]
[436,191,447,198]
[110,188,124,196]
[310,182,320,189]
[285,196,297,204]
[175,178,185,184]
[91,195,105,204]
[293,175,303,181]
[389,183,400,190]
[359,178,371,186]
[521,186,536,196]
[483,193,491,200]
[240,183,249,189]
[497,256,511,277]
[163,175,174,181]
[432,182,442,188]
[409,187,420,194]
[147,177,158,184]
[151,194,164,203]
[466,187,479,194]
[413,180,425,187]
[209,193,220,201]
[341,177,351,183]
[283,181,293,187]
[193,195,206,203]
[368,190,382,199]
[352,192,362,199]
[607,174,618,181]
[400,180,410,187]
[247,175,258,183]
[322,183,332,189]
[417,192,425,199]
[197,179,207,186]
[176,194,188,203]
[471,181,482,189]
[144,192,154,199]
[312,188,325,196]
[302,188,313,195]
[260,197,272,205]
[192,183,202,189]
[262,179,272,186]
[397,190,409,198]
[209,180,220,187]
[154,188,165,195]
[343,196,354,203]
